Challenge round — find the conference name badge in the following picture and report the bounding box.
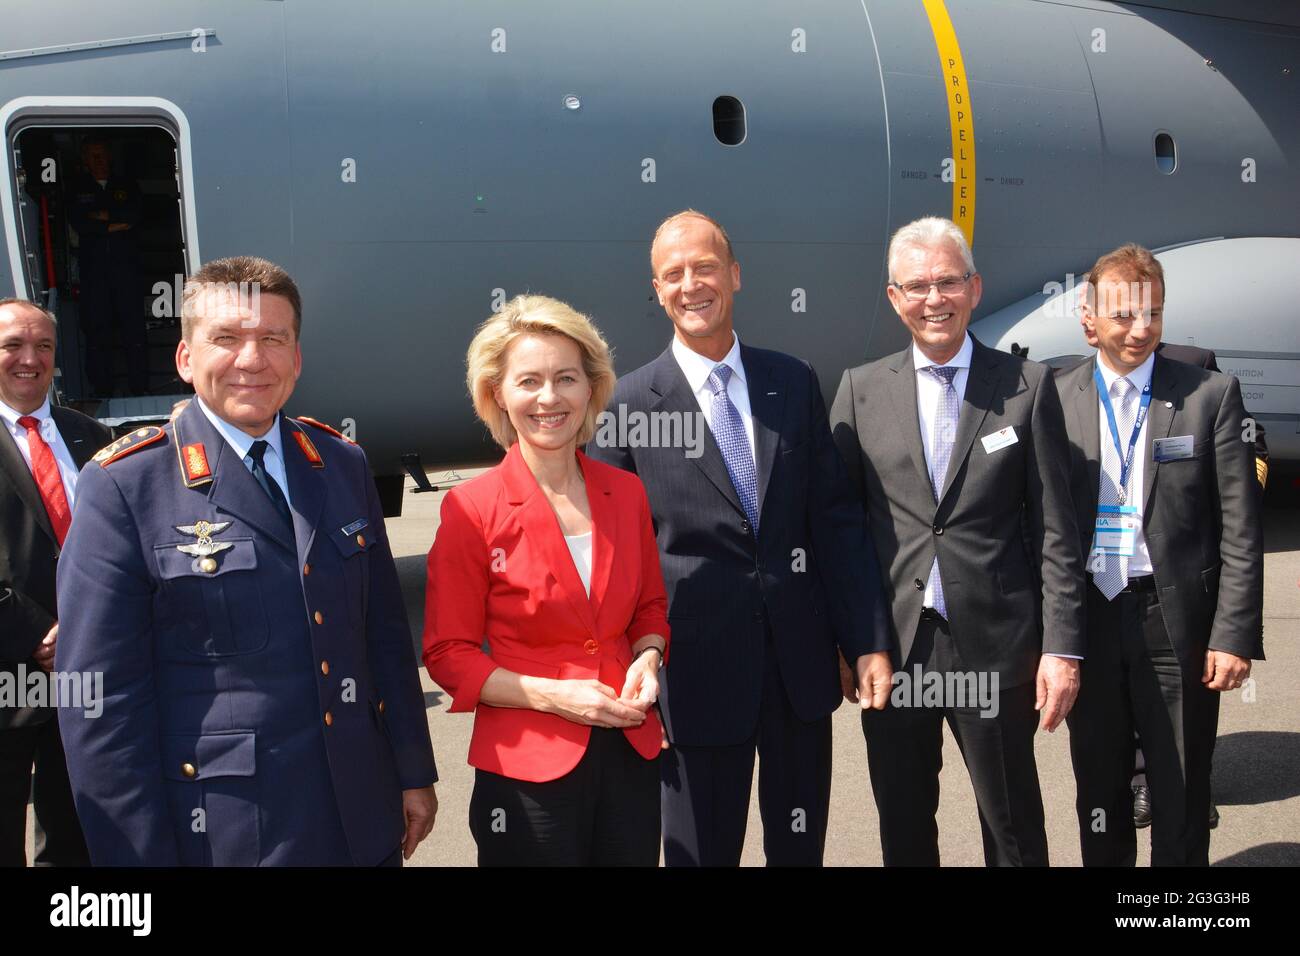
[1090,505,1138,560]
[1153,435,1194,462]
[980,426,1018,454]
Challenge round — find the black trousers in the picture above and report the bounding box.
[0,718,89,867]
[861,613,1048,866]
[1069,583,1219,866]
[469,727,660,866]
[660,634,833,867]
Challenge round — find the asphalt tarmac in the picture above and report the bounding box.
[27,468,1299,866]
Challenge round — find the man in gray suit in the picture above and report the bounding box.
[1057,243,1262,866]
[830,216,1085,866]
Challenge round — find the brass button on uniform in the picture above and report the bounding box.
[356,533,366,547]
[181,762,197,779]
[583,639,599,655]
[324,711,333,727]
[314,611,324,625]
[303,562,311,576]
[199,557,217,573]
[378,700,386,714]
[320,660,330,677]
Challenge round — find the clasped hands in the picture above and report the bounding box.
[542,644,663,738]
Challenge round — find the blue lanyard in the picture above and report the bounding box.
[1094,367,1152,497]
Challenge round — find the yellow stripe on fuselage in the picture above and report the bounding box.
[921,0,976,245]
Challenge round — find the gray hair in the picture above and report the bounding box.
[0,297,58,329]
[886,217,976,281]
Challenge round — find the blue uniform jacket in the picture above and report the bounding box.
[55,402,436,865]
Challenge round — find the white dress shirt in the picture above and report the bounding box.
[195,397,293,511]
[0,398,82,509]
[1095,352,1155,576]
[911,334,973,611]
[671,333,756,464]
[564,531,594,597]
[912,333,974,483]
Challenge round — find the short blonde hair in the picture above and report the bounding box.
[466,295,615,450]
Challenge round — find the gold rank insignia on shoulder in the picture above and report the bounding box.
[93,426,166,467]
[296,416,356,444]
[176,520,233,573]
[291,429,325,468]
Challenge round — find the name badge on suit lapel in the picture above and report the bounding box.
[980,426,1018,454]
[1153,435,1194,462]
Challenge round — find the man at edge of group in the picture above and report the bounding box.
[55,256,437,865]
[1074,285,1269,833]
[830,216,1085,866]
[1057,243,1262,866]
[0,299,108,866]
[587,210,893,866]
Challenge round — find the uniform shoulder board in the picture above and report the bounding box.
[93,426,167,466]
[295,416,356,444]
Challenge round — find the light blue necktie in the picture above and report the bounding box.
[1094,376,1137,600]
[926,365,960,618]
[707,364,759,534]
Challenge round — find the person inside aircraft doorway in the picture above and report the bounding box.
[66,136,146,397]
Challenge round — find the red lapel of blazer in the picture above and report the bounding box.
[500,442,611,637]
[577,450,615,626]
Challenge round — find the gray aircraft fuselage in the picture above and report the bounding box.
[3,0,1297,493]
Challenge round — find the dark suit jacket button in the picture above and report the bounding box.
[914,578,924,590]
[753,610,765,623]
[933,524,943,535]
[741,519,751,533]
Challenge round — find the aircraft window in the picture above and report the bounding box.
[1154,131,1177,174]
[713,96,746,146]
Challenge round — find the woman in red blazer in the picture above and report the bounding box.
[424,294,669,866]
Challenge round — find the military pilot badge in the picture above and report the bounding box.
[175,520,234,574]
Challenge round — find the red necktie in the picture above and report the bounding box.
[18,416,72,545]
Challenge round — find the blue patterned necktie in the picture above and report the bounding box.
[248,440,293,528]
[707,364,760,533]
[926,365,960,618]
[1094,376,1137,600]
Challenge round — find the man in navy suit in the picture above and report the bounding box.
[587,210,892,866]
[56,257,437,865]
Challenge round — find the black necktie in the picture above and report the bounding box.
[248,440,292,527]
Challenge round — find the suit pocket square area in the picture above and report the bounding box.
[980,426,1018,453]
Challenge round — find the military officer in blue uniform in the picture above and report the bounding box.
[55,256,438,865]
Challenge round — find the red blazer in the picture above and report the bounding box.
[424,443,670,783]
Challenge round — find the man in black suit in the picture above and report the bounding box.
[829,216,1085,866]
[1057,244,1263,865]
[0,298,110,865]
[1076,303,1269,831]
[587,210,892,866]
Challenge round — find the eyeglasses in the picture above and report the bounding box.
[891,273,972,301]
